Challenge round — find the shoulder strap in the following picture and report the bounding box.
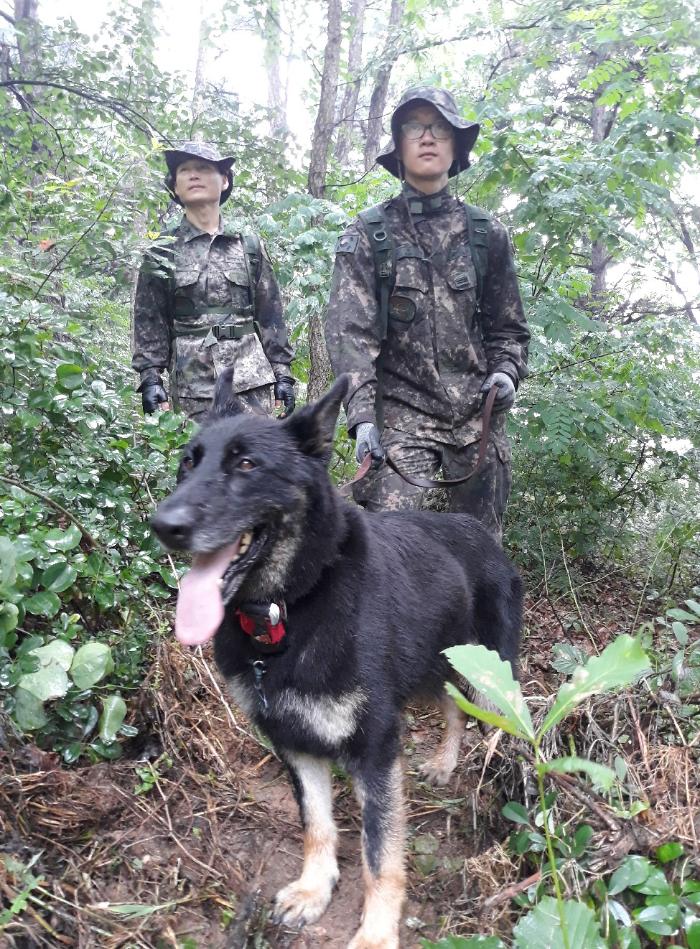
[464,204,490,306]
[358,205,395,342]
[243,232,263,314]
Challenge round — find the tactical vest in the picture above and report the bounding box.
[358,202,490,341]
[160,229,264,343]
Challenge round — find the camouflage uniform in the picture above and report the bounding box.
[132,216,294,420]
[324,88,529,539]
[132,142,294,420]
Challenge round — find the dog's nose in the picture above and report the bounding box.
[151,504,196,549]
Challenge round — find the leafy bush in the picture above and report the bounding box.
[0,291,191,761]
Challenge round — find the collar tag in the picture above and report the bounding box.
[236,601,287,652]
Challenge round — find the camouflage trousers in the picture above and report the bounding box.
[352,426,512,542]
[174,383,275,422]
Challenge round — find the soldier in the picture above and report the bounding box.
[324,86,530,540]
[132,142,295,420]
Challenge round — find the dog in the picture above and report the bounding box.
[151,371,522,949]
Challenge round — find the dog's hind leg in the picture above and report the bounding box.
[348,757,405,949]
[273,752,339,926]
[419,691,466,786]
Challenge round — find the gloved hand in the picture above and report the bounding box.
[141,379,169,414]
[481,372,516,412]
[274,376,296,418]
[355,422,385,469]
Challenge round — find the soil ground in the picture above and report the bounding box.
[1,580,698,948]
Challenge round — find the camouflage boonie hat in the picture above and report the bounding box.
[163,142,235,205]
[376,86,480,179]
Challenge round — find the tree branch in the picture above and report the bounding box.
[0,475,104,552]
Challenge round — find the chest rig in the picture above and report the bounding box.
[358,200,490,344]
[166,231,264,345]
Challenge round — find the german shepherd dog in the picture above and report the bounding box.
[152,372,522,949]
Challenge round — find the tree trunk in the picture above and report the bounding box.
[362,0,405,172]
[307,0,342,199]
[264,0,290,140]
[191,0,208,125]
[587,95,611,310]
[307,0,342,400]
[334,0,367,165]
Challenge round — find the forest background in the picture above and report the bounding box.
[0,0,699,946]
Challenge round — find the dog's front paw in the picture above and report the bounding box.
[419,754,457,786]
[347,924,399,949]
[273,875,336,926]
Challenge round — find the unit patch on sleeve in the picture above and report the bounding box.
[335,234,359,255]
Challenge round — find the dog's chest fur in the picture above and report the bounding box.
[227,673,367,750]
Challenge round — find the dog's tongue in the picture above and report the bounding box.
[175,542,240,646]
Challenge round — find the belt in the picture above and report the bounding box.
[173,319,258,341]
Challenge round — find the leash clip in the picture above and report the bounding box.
[251,659,268,710]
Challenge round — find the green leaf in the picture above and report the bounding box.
[41,561,78,593]
[70,642,114,689]
[99,694,127,744]
[684,599,700,618]
[502,801,531,824]
[13,686,48,730]
[0,602,19,636]
[444,645,535,741]
[540,756,616,791]
[633,903,680,937]
[671,622,688,645]
[513,896,606,948]
[43,525,82,552]
[56,362,84,391]
[655,842,684,863]
[18,640,74,702]
[422,938,506,948]
[608,855,652,895]
[100,900,180,918]
[666,608,699,623]
[630,866,672,896]
[24,590,61,617]
[687,919,700,949]
[17,663,70,702]
[0,536,18,592]
[445,683,528,738]
[539,636,650,737]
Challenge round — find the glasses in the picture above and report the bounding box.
[400,119,454,141]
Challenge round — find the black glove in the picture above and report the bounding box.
[480,372,516,412]
[355,422,385,469]
[274,376,296,418]
[141,380,168,414]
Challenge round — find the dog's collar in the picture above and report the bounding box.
[235,600,287,654]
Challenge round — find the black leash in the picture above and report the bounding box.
[339,384,498,495]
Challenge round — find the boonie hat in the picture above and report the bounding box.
[163,141,235,205]
[376,86,480,179]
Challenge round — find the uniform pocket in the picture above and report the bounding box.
[224,267,250,288]
[173,335,214,400]
[211,334,275,393]
[389,258,428,326]
[446,251,477,292]
[173,269,199,292]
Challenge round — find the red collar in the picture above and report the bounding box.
[235,601,287,651]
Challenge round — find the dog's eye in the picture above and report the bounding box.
[181,456,194,471]
[237,458,256,471]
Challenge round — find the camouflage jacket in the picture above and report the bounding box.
[131,216,293,402]
[324,185,529,446]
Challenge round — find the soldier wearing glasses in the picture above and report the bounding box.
[132,142,295,421]
[324,87,529,540]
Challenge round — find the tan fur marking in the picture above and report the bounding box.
[273,754,339,926]
[349,760,406,949]
[420,691,466,785]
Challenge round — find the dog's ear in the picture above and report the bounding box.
[210,367,247,418]
[284,375,349,463]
